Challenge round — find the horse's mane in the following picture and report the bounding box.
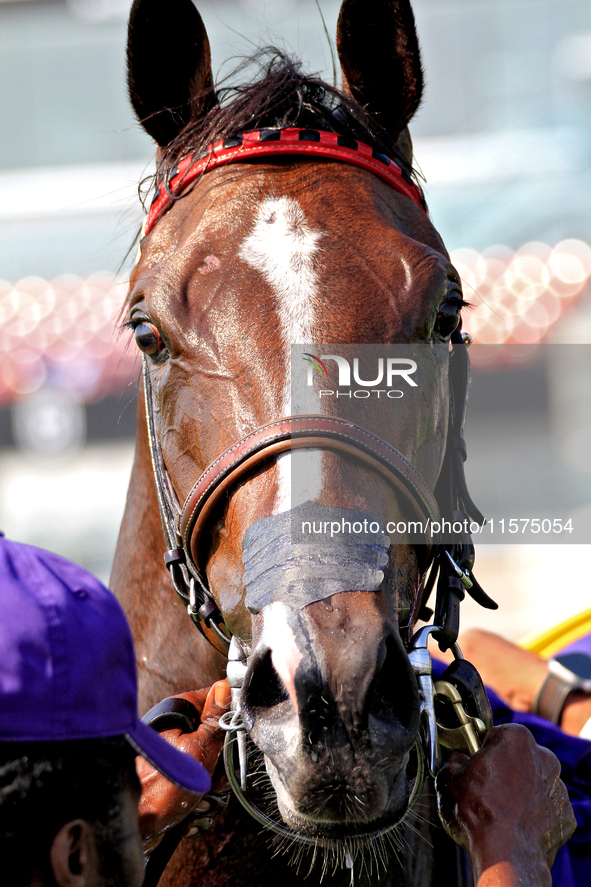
[145,49,419,207]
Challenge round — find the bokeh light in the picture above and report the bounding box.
[0,273,138,406]
[452,239,591,361]
[1,242,590,404]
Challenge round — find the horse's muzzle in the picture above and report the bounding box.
[240,595,421,831]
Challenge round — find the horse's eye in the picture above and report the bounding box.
[434,303,461,340]
[133,321,163,357]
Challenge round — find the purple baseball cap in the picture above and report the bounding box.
[0,536,211,794]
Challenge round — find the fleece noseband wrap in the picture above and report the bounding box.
[241,501,390,613]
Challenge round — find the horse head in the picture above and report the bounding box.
[115,0,488,857]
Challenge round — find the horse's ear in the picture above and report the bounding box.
[127,0,217,147]
[337,0,423,149]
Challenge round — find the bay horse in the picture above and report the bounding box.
[112,1,493,884]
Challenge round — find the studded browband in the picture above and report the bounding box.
[143,127,427,239]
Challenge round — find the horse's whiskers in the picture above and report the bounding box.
[241,736,426,882]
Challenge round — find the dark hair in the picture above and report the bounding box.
[0,737,139,887]
[147,49,419,206]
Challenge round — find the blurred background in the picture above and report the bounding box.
[0,0,590,640]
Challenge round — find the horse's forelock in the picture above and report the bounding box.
[142,50,417,204]
[127,49,422,315]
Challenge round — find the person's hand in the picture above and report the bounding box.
[137,680,232,853]
[436,724,576,887]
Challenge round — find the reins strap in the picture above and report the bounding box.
[142,357,231,655]
[142,358,178,551]
[430,331,497,650]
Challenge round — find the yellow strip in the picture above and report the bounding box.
[519,607,591,659]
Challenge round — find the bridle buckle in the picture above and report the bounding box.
[187,577,198,617]
[443,550,473,590]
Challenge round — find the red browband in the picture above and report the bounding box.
[144,128,427,237]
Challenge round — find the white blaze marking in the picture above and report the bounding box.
[239,196,321,345]
[239,197,324,510]
[259,602,303,711]
[277,450,324,511]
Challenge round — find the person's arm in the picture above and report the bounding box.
[457,629,591,735]
[436,724,576,887]
[136,680,231,853]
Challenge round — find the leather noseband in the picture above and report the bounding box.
[179,415,442,573]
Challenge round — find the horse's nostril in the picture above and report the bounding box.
[243,648,290,713]
[367,635,417,728]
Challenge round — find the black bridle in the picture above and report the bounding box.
[137,127,497,658]
[136,127,499,876]
[142,326,496,659]
[140,326,497,862]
